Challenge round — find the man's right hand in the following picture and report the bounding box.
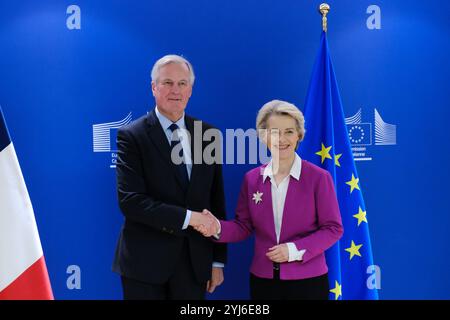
[189,209,220,237]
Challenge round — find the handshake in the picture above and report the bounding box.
[189,209,221,238]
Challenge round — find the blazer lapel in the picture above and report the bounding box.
[258,172,278,243]
[279,176,300,240]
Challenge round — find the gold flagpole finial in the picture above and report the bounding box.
[319,3,330,32]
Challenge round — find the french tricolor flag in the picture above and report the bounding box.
[0,106,53,300]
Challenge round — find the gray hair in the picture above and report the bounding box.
[256,99,306,142]
[151,54,195,85]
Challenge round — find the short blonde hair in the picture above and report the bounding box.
[256,99,305,142]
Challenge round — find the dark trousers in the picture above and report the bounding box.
[121,240,206,300]
[250,264,329,300]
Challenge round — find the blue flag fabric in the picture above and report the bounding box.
[299,32,379,300]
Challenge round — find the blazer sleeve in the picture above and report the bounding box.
[215,173,254,243]
[293,170,344,263]
[116,128,187,236]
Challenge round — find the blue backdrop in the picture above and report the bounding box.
[1,0,449,299]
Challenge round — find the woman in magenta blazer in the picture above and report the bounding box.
[212,100,343,299]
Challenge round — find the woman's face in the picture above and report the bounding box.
[264,114,301,161]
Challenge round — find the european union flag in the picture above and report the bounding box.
[299,32,379,300]
[347,123,372,146]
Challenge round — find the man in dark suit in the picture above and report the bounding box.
[112,54,226,299]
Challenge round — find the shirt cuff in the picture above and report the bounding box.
[182,210,192,230]
[214,218,221,237]
[212,262,224,268]
[287,242,306,262]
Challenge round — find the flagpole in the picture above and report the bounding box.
[319,3,330,32]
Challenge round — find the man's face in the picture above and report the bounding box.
[152,62,192,122]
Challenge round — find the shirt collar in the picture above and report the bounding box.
[155,106,186,131]
[263,153,302,182]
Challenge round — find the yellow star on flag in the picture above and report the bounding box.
[335,153,342,167]
[315,143,332,164]
[353,206,368,226]
[345,173,360,193]
[345,240,363,260]
[329,280,342,300]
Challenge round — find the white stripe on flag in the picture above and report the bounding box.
[0,143,43,291]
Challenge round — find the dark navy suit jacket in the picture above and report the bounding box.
[112,110,227,284]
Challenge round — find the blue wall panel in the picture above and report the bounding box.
[1,0,449,299]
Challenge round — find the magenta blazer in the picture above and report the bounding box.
[216,160,344,280]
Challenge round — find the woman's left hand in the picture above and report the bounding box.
[266,243,289,263]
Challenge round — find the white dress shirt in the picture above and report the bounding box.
[263,153,306,262]
[155,106,192,178]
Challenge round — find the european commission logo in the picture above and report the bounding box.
[345,108,396,161]
[92,113,132,168]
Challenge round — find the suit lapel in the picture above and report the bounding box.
[145,110,187,191]
[184,115,198,190]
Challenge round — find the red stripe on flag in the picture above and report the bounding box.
[0,256,54,300]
